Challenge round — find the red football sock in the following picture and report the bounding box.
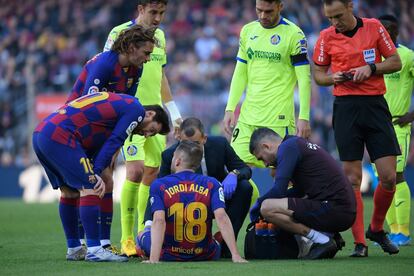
[352,190,366,245]
[371,183,395,232]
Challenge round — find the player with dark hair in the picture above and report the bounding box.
[249,128,356,259]
[137,140,247,263]
[223,0,312,168]
[104,0,183,256]
[32,92,170,262]
[159,117,253,257]
[313,0,402,257]
[66,24,157,252]
[378,14,414,246]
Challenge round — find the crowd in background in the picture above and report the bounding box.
[0,0,413,166]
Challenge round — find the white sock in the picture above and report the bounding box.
[67,246,82,254]
[80,239,86,245]
[306,229,330,244]
[100,239,111,247]
[88,246,101,254]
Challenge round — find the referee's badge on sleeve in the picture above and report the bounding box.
[363,49,376,64]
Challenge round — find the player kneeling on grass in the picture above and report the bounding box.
[136,140,247,263]
[32,92,170,262]
[249,128,356,259]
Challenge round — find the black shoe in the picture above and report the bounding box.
[303,238,338,260]
[366,225,399,255]
[349,243,368,257]
[333,233,345,250]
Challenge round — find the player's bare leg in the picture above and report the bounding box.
[260,198,337,259]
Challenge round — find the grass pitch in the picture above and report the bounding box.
[0,199,413,275]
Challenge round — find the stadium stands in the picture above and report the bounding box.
[0,0,413,166]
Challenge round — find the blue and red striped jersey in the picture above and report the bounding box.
[34,92,145,175]
[150,171,225,261]
[67,51,142,102]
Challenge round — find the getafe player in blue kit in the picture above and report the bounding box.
[32,92,170,262]
[137,141,246,263]
[249,128,356,259]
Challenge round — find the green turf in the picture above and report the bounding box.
[0,199,413,275]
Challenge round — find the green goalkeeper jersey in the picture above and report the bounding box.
[384,44,414,116]
[226,17,311,127]
[104,20,167,105]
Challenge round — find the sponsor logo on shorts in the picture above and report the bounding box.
[127,145,138,156]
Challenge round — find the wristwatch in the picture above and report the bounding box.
[231,169,241,176]
[369,63,377,75]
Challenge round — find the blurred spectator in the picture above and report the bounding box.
[0,0,413,166]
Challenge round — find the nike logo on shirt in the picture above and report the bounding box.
[395,201,405,207]
[250,36,259,40]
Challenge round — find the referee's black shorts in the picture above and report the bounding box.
[332,95,401,162]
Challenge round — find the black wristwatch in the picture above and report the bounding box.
[369,63,377,75]
[231,169,241,176]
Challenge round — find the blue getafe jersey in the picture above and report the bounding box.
[34,92,145,174]
[150,171,225,261]
[67,51,142,102]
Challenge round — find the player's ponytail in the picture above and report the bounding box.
[111,25,158,54]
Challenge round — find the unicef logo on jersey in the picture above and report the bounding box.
[270,34,281,45]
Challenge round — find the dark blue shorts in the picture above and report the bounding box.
[289,197,356,233]
[138,229,221,261]
[32,132,96,190]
